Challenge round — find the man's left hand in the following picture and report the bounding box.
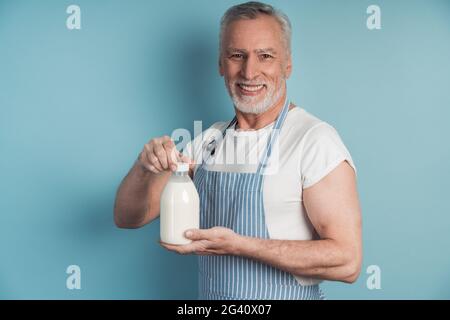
[160,227,243,256]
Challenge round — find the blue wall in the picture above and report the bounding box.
[0,0,449,299]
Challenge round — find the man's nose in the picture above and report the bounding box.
[241,55,260,80]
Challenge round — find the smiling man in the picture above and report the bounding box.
[114,1,362,300]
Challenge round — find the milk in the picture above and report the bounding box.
[160,163,200,245]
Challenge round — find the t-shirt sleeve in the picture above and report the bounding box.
[300,122,357,189]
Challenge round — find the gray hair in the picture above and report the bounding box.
[219,1,292,56]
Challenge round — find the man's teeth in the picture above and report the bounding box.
[239,84,264,92]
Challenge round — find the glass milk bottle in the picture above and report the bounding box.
[160,163,200,245]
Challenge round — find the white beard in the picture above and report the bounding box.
[228,79,285,115]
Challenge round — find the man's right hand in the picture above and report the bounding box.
[137,135,191,174]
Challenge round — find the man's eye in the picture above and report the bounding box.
[230,54,244,59]
[260,54,273,60]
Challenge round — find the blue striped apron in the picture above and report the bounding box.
[193,98,325,300]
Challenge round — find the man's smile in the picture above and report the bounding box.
[237,83,267,96]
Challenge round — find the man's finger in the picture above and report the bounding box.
[160,135,176,169]
[146,149,163,172]
[184,229,212,241]
[163,143,179,172]
[160,241,197,255]
[153,143,169,169]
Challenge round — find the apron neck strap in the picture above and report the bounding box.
[207,97,292,171]
[256,97,291,175]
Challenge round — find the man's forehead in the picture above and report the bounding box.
[225,47,278,54]
[223,17,284,51]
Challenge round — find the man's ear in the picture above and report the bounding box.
[285,54,293,79]
[219,58,224,77]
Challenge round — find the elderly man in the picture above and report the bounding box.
[114,1,362,300]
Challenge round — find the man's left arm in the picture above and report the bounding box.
[161,161,362,283]
[237,160,362,283]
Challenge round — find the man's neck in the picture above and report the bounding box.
[234,91,288,131]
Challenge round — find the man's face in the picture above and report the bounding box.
[220,15,292,114]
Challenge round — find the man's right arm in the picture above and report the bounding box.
[113,136,193,229]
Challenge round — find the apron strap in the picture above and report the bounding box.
[202,97,292,171]
[257,98,291,175]
[202,117,237,164]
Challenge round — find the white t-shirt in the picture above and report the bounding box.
[183,107,356,285]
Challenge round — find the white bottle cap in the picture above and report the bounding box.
[176,162,189,172]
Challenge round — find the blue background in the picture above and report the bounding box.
[1,0,449,299]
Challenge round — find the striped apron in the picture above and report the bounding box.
[193,98,325,300]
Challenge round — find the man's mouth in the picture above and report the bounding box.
[237,83,266,95]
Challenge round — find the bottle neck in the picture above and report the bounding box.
[174,171,188,177]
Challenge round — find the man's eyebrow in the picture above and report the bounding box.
[225,48,278,54]
[255,48,277,54]
[226,48,247,54]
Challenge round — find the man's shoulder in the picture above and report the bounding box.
[283,107,327,138]
[282,107,346,153]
